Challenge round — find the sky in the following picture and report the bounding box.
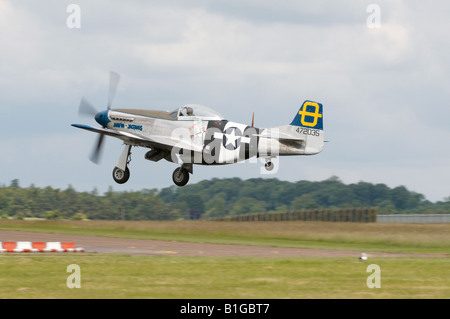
[0,0,449,202]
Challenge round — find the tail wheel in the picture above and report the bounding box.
[265,161,274,171]
[113,166,130,184]
[172,167,189,186]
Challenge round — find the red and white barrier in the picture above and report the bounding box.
[0,241,84,253]
[44,242,64,252]
[15,241,37,253]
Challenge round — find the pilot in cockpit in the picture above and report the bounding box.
[179,106,194,117]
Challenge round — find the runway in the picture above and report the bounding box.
[0,230,446,258]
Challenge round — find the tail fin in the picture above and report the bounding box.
[291,100,324,155]
[290,100,323,130]
[260,100,324,156]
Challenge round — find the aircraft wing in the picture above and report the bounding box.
[71,124,204,152]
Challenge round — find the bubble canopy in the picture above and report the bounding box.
[169,104,225,120]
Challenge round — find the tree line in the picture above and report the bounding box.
[0,177,449,220]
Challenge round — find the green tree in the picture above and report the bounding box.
[10,179,20,188]
[204,194,227,218]
[377,200,397,214]
[291,194,319,210]
[45,210,60,220]
[391,186,410,210]
[230,197,264,215]
[70,212,88,220]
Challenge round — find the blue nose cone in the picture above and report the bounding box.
[95,110,110,127]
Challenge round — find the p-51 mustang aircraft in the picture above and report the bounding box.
[72,72,324,186]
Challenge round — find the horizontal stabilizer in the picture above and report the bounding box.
[255,132,306,142]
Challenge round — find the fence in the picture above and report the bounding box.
[208,207,378,223]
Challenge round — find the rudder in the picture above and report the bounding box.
[290,100,323,130]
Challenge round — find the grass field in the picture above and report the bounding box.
[0,255,449,298]
[0,220,449,299]
[0,219,449,254]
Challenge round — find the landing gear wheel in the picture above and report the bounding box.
[113,166,130,184]
[265,161,274,171]
[172,167,189,186]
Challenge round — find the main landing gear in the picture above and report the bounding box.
[172,167,189,186]
[113,166,130,184]
[172,163,192,187]
[112,144,193,187]
[113,144,132,184]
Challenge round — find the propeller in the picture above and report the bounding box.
[107,71,120,110]
[89,133,105,164]
[78,71,121,164]
[79,97,97,117]
[251,112,254,127]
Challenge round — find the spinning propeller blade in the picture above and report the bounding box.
[78,71,121,164]
[79,98,97,117]
[89,133,105,164]
[107,71,120,110]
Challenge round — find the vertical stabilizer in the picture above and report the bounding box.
[290,100,324,155]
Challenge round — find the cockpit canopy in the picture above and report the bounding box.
[169,104,224,120]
